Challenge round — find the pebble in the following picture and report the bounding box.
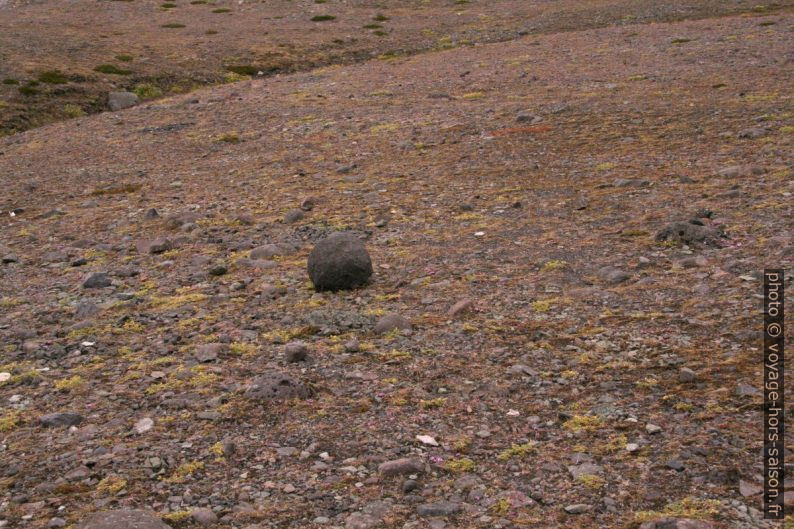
[134,417,154,434]
[284,209,305,223]
[564,504,592,514]
[646,423,662,434]
[679,367,697,383]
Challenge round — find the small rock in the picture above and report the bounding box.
[284,341,308,363]
[284,209,305,223]
[737,127,768,139]
[39,412,84,428]
[209,264,228,276]
[417,501,461,517]
[133,417,154,434]
[143,208,159,220]
[75,509,170,529]
[739,480,763,497]
[679,367,697,383]
[597,266,631,284]
[245,372,313,401]
[666,459,685,471]
[717,164,766,178]
[250,244,287,259]
[626,443,640,453]
[300,197,316,211]
[195,343,224,362]
[344,339,360,353]
[655,221,723,247]
[83,273,111,289]
[190,508,218,526]
[107,92,140,112]
[402,479,418,493]
[516,111,543,124]
[374,313,411,334]
[378,458,424,477]
[447,298,474,317]
[646,423,662,435]
[47,518,67,528]
[345,512,379,529]
[564,504,592,514]
[136,238,172,255]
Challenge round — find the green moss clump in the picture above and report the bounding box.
[37,70,69,84]
[212,8,231,13]
[63,104,86,118]
[161,2,177,8]
[2,79,19,85]
[373,13,390,21]
[94,64,132,75]
[134,83,163,100]
[19,85,39,96]
[115,54,134,62]
[161,23,186,28]
[311,15,336,21]
[226,65,257,76]
[363,23,382,29]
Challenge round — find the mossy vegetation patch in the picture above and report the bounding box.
[94,64,133,75]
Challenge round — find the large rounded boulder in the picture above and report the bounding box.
[307,232,373,292]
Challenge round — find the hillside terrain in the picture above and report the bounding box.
[1,1,794,529]
[0,0,789,134]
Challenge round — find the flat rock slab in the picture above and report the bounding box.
[245,372,313,400]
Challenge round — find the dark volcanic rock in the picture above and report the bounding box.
[307,232,373,292]
[76,509,171,529]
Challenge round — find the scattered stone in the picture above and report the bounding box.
[135,238,172,255]
[374,313,411,334]
[402,479,418,493]
[447,298,474,317]
[209,263,228,276]
[416,434,439,446]
[75,509,171,529]
[568,463,603,479]
[737,127,768,139]
[300,197,316,211]
[378,458,424,477]
[38,412,84,427]
[564,504,592,514]
[143,208,159,220]
[344,339,360,353]
[251,244,287,259]
[133,417,154,434]
[284,341,308,363]
[626,443,640,453]
[284,209,305,223]
[665,459,685,471]
[597,266,631,284]
[516,111,542,123]
[107,92,140,112]
[679,367,697,383]
[245,372,313,400]
[739,480,763,497]
[736,382,761,397]
[195,343,224,362]
[345,513,379,529]
[47,518,67,528]
[83,273,111,289]
[717,164,766,178]
[417,501,461,517]
[655,221,723,247]
[639,517,713,529]
[308,232,373,291]
[190,508,218,526]
[2,253,19,264]
[646,423,662,435]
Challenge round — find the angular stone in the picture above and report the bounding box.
[83,273,111,288]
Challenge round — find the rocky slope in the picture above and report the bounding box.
[1,4,793,529]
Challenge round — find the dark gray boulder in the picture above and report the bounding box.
[307,232,372,292]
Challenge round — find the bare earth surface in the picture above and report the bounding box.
[1,2,794,529]
[0,0,790,134]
